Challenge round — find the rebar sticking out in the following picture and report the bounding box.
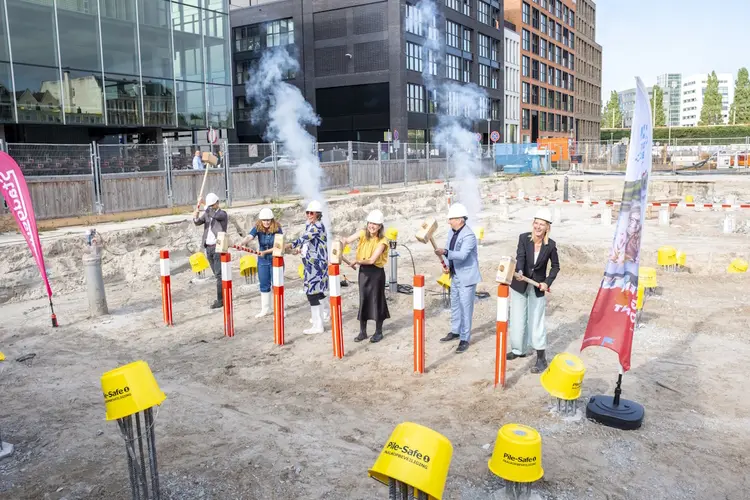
[506,480,532,500]
[117,410,161,500]
[553,397,578,416]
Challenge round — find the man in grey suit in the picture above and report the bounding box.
[434,203,481,353]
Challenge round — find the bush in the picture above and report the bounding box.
[601,125,750,141]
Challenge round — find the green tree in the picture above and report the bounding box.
[699,71,724,126]
[649,85,666,127]
[601,90,624,128]
[729,67,750,124]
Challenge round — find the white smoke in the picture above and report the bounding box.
[415,0,487,225]
[245,49,332,247]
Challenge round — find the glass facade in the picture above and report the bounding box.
[0,0,232,129]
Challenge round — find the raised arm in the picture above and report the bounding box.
[340,230,362,246]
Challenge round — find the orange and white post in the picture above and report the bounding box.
[329,264,344,359]
[413,275,425,374]
[159,249,173,326]
[221,252,234,338]
[272,256,285,345]
[495,284,510,388]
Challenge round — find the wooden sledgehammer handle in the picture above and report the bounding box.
[429,236,450,274]
[519,275,551,294]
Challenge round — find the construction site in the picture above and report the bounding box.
[1,173,749,500]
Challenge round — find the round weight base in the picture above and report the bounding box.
[586,395,644,430]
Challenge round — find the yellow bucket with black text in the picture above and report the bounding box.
[488,424,544,483]
[369,422,453,500]
[727,258,748,274]
[540,353,585,401]
[189,252,210,274]
[239,255,258,277]
[657,246,677,267]
[101,361,166,421]
[638,267,657,289]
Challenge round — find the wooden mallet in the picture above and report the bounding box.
[416,217,449,273]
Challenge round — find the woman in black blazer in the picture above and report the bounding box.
[507,208,560,373]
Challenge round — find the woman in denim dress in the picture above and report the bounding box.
[240,207,282,318]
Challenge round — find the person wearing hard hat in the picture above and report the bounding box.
[434,203,481,353]
[287,200,329,335]
[340,210,390,343]
[508,207,560,373]
[239,207,283,318]
[193,192,228,309]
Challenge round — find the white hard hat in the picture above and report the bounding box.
[306,200,322,213]
[259,207,274,220]
[447,203,469,219]
[366,209,384,225]
[534,208,553,224]
[205,193,219,206]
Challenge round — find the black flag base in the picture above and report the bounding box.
[585,373,644,430]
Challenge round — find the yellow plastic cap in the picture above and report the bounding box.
[101,361,166,421]
[540,352,586,401]
[437,273,451,289]
[636,285,645,311]
[727,258,749,274]
[239,255,258,276]
[638,267,657,289]
[386,227,399,241]
[189,252,210,274]
[685,195,694,203]
[657,246,677,266]
[676,250,686,267]
[369,422,453,500]
[343,245,351,255]
[477,227,485,240]
[488,424,544,483]
[0,351,5,361]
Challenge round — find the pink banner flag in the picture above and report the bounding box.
[0,152,53,299]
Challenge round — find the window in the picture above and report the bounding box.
[446,21,460,48]
[540,89,547,107]
[491,68,500,89]
[555,1,561,18]
[569,11,575,28]
[522,56,529,77]
[428,89,438,113]
[462,59,471,83]
[570,33,574,50]
[522,2,530,24]
[555,69,561,87]
[405,3,423,36]
[540,14,547,34]
[463,0,471,17]
[522,82,529,103]
[532,7,540,29]
[540,62,547,83]
[548,89,554,108]
[522,109,530,129]
[478,33,490,58]
[540,39,547,58]
[445,54,460,80]
[445,0,459,12]
[555,45,561,65]
[531,85,539,105]
[266,19,294,47]
[463,28,472,52]
[479,64,489,88]
[555,22,562,41]
[427,50,438,75]
[477,1,490,25]
[407,83,424,112]
[555,91,561,109]
[548,66,554,84]
[522,29,530,51]
[531,60,539,80]
[492,99,501,120]
[235,60,250,85]
[491,39,500,62]
[531,34,539,55]
[406,42,423,72]
[539,111,546,131]
[235,25,261,52]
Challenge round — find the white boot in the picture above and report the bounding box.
[303,305,324,335]
[255,292,271,318]
[321,298,330,322]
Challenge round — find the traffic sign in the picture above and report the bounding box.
[207,128,218,144]
[476,132,483,143]
[393,129,399,141]
[490,130,500,143]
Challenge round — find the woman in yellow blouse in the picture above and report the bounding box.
[340,210,390,343]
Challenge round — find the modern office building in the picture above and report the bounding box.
[573,0,601,142]
[505,0,577,143]
[0,0,233,144]
[617,86,653,129]
[680,73,734,127]
[656,73,681,127]
[230,0,506,144]
[503,21,520,143]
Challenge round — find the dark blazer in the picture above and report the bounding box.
[511,232,560,297]
[193,207,228,248]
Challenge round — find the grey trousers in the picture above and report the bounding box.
[509,286,547,354]
[450,274,477,342]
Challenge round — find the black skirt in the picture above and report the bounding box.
[357,265,390,322]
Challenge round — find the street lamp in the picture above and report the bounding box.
[668,81,678,146]
[487,117,491,157]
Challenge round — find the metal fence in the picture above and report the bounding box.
[2,137,749,220]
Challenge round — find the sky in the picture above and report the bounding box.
[597,0,748,98]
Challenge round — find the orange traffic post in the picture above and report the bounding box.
[272,256,285,345]
[495,284,510,388]
[413,275,425,374]
[221,252,234,337]
[328,264,344,359]
[159,249,173,326]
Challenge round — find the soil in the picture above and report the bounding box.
[1,176,748,500]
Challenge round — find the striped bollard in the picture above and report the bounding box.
[413,275,425,374]
[159,250,173,326]
[495,284,509,388]
[329,264,344,359]
[221,253,234,338]
[272,256,285,345]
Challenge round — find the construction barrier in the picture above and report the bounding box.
[329,263,344,359]
[273,256,285,345]
[495,283,509,388]
[221,253,234,338]
[506,194,750,210]
[159,249,173,326]
[413,275,425,374]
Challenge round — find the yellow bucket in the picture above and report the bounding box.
[657,246,677,267]
[437,273,451,289]
[0,351,5,361]
[386,227,399,241]
[298,263,305,279]
[727,258,749,274]
[477,227,485,241]
[539,353,585,401]
[488,424,544,483]
[239,255,258,277]
[636,285,645,310]
[685,195,694,203]
[101,361,166,421]
[638,267,657,289]
[676,250,687,267]
[189,252,210,274]
[369,422,453,500]
[344,244,351,255]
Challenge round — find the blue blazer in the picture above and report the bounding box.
[444,225,481,287]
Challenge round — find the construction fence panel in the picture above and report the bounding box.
[226,143,276,202]
[98,144,169,213]
[350,142,381,188]
[169,143,227,207]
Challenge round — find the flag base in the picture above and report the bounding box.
[586,395,644,430]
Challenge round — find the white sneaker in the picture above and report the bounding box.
[303,305,324,335]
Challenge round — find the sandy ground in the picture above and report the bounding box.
[1,176,749,500]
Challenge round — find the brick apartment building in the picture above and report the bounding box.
[573,0,601,142]
[505,0,576,143]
